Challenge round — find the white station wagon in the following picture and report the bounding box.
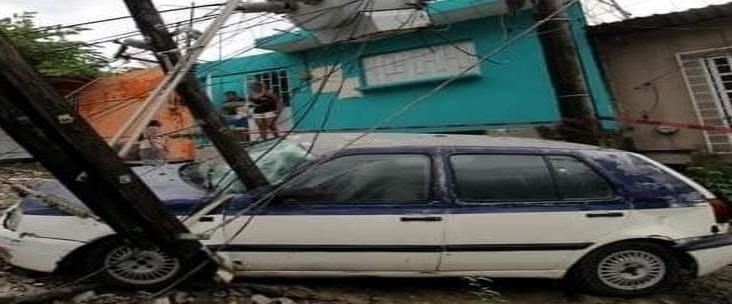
[2,134,732,297]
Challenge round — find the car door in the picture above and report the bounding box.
[218,150,448,272]
[440,149,630,273]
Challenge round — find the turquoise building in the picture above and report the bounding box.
[198,1,615,134]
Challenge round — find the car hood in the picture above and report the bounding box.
[19,164,210,217]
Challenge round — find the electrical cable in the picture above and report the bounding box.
[197,0,373,198]
[31,3,227,33]
[31,0,584,294]
[147,45,367,299]
[196,0,366,75]
[193,0,585,247]
[30,2,373,295]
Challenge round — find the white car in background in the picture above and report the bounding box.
[1,133,732,297]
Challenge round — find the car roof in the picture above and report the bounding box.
[275,133,606,155]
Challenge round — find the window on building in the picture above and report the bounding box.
[275,154,431,204]
[679,52,732,153]
[547,156,614,199]
[450,154,558,202]
[707,56,732,115]
[246,69,290,106]
[361,41,480,87]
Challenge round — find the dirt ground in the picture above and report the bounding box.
[2,165,732,304]
[2,264,732,304]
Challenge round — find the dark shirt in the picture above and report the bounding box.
[223,97,247,115]
[249,94,278,114]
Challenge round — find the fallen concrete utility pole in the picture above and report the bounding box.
[0,34,205,259]
[121,0,279,189]
[537,0,600,145]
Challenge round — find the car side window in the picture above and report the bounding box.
[450,154,558,202]
[547,155,614,199]
[275,154,431,204]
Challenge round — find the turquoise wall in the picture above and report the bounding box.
[567,4,618,129]
[199,5,615,133]
[292,11,560,132]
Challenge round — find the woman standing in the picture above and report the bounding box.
[248,81,282,140]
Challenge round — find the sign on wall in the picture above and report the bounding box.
[362,41,480,87]
[310,65,363,99]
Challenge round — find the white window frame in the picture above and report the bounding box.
[678,47,732,154]
[244,69,291,106]
[706,56,732,121]
[361,40,481,88]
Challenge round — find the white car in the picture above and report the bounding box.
[2,134,732,297]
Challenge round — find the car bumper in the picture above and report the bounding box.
[677,234,732,276]
[0,227,85,273]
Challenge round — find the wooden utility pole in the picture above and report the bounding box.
[123,0,269,189]
[0,34,204,258]
[536,0,600,145]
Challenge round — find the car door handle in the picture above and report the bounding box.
[198,216,215,222]
[400,216,443,222]
[585,212,625,218]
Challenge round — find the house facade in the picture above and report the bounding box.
[591,3,732,164]
[199,1,615,136]
[74,69,198,162]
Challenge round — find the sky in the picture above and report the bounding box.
[0,0,731,64]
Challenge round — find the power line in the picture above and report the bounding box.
[33,3,226,32]
[29,1,374,295]
[211,0,584,233]
[151,0,583,298]
[147,2,377,296]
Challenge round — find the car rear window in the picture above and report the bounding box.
[547,155,614,199]
[450,154,558,202]
[586,152,705,206]
[450,154,615,202]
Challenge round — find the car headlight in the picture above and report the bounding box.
[2,208,21,231]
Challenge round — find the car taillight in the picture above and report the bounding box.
[708,198,731,223]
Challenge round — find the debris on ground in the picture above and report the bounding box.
[0,164,49,211]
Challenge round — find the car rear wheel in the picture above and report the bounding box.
[85,239,184,290]
[571,241,681,297]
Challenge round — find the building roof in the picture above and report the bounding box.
[255,0,509,52]
[590,2,732,36]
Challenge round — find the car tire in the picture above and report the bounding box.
[570,241,681,297]
[84,238,187,290]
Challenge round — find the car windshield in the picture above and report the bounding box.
[181,140,315,193]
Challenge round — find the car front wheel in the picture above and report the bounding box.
[85,239,184,290]
[571,241,682,297]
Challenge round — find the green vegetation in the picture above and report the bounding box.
[687,167,732,203]
[686,154,732,204]
[0,12,105,77]
[464,277,506,304]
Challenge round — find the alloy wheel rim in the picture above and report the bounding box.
[104,245,181,286]
[597,250,666,291]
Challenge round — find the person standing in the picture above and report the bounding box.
[138,120,168,166]
[221,91,251,142]
[247,81,282,140]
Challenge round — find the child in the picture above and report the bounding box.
[138,120,167,166]
[221,91,251,142]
